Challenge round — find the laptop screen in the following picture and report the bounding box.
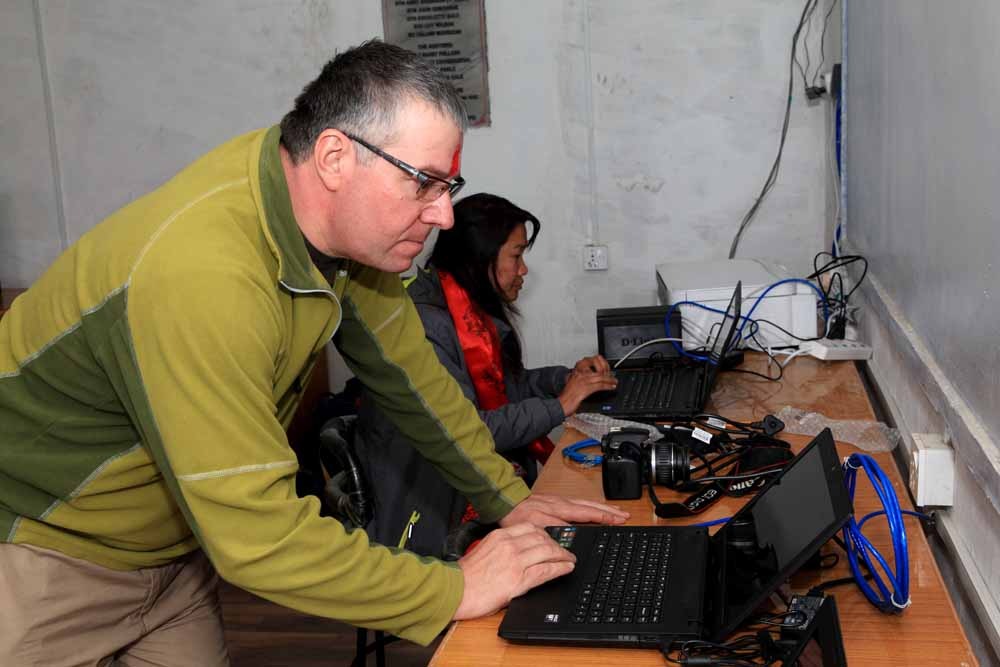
[698,283,742,403]
[595,306,682,366]
[705,429,852,640]
[706,282,742,362]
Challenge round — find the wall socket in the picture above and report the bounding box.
[583,244,609,271]
[909,432,955,507]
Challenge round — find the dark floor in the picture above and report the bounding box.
[218,581,440,667]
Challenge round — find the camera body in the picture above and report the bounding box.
[601,428,694,500]
[601,428,648,500]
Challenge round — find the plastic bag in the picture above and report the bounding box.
[567,413,663,444]
[775,406,900,452]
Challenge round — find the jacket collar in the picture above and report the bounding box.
[411,267,513,340]
[257,126,335,293]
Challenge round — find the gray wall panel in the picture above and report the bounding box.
[847,0,1000,654]
[847,0,1000,438]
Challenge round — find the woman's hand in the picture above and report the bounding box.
[558,367,617,416]
[573,354,611,376]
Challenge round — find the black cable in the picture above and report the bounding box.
[748,316,825,342]
[720,320,784,382]
[808,252,869,335]
[727,332,784,381]
[813,0,840,86]
[662,635,768,666]
[693,468,783,485]
[728,0,816,259]
[689,449,746,476]
[809,253,868,283]
[808,571,875,594]
[800,0,820,90]
[693,412,758,434]
[842,256,869,301]
[752,610,809,628]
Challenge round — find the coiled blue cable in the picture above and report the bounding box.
[841,453,912,612]
[562,438,602,466]
[666,278,831,362]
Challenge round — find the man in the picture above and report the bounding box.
[0,40,625,665]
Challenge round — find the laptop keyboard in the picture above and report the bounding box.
[572,530,673,624]
[615,369,677,411]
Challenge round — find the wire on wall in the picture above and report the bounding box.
[583,0,600,245]
[728,0,820,259]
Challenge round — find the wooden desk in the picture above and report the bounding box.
[431,355,977,666]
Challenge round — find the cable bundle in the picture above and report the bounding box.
[840,453,912,612]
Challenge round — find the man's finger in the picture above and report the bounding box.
[518,560,576,595]
[507,529,566,555]
[533,494,630,519]
[498,522,544,538]
[517,506,627,529]
[559,497,630,517]
[515,536,576,564]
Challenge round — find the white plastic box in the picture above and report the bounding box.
[655,258,819,349]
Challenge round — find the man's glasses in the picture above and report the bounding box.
[343,132,465,203]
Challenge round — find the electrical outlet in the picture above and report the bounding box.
[583,244,608,271]
[909,433,954,507]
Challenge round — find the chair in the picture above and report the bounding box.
[312,416,397,667]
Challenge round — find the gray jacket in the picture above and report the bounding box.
[356,268,570,556]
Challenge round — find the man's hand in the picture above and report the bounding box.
[454,524,576,620]
[498,493,629,529]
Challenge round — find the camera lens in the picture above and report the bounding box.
[651,442,690,488]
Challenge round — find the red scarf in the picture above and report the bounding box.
[437,270,555,465]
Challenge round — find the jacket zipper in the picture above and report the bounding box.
[398,510,421,549]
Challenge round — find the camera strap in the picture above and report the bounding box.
[651,440,793,518]
[651,481,724,518]
[724,444,794,496]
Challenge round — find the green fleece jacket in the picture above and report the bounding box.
[0,126,530,644]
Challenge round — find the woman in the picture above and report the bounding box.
[356,193,617,557]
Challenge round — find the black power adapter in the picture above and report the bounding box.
[781,594,827,643]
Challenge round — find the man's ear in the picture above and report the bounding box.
[313,129,352,192]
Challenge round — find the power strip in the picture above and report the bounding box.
[801,339,873,361]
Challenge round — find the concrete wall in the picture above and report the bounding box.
[845,0,1000,656]
[2,0,837,374]
[0,1,64,288]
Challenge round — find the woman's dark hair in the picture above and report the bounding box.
[428,193,540,373]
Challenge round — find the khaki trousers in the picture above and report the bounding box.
[0,543,229,667]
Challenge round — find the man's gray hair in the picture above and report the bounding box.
[280,39,468,164]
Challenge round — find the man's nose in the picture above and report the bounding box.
[421,193,454,229]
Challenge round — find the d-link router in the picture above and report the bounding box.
[655,258,818,349]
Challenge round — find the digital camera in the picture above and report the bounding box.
[600,427,693,500]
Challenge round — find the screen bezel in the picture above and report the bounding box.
[596,308,682,365]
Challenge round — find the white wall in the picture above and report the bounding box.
[0,1,64,288]
[2,0,837,372]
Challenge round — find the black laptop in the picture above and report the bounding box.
[579,282,743,421]
[498,429,852,648]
